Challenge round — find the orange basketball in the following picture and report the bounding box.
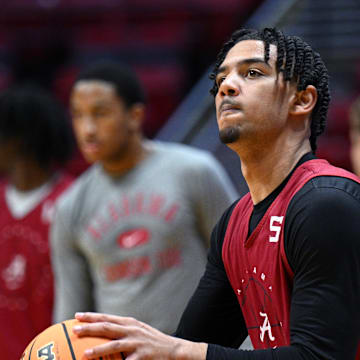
[20,319,124,360]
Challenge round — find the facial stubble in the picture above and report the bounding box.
[219,126,241,144]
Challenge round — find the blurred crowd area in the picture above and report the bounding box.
[0,0,263,176]
[0,0,358,177]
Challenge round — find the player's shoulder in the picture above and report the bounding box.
[289,173,360,216]
[151,140,220,169]
[55,171,75,189]
[55,164,100,212]
[302,174,360,200]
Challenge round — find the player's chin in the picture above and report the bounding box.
[219,126,241,144]
[81,151,102,164]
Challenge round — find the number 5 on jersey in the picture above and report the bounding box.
[269,216,284,243]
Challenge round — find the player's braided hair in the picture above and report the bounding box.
[209,27,331,153]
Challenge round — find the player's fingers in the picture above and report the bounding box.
[73,321,127,339]
[75,312,138,326]
[123,353,137,360]
[83,340,130,359]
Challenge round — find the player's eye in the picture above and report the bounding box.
[246,69,262,78]
[93,108,110,117]
[216,76,226,87]
[70,109,82,120]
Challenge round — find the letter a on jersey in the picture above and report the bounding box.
[37,343,55,360]
[259,312,275,342]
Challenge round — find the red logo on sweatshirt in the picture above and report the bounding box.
[117,228,150,249]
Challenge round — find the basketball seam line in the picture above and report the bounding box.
[28,339,36,360]
[62,322,77,360]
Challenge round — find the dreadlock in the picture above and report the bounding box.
[209,27,330,153]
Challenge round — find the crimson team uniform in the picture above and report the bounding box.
[0,173,73,360]
[175,154,360,359]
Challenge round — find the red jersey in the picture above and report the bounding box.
[222,159,360,350]
[0,173,73,360]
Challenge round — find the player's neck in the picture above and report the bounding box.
[7,158,53,192]
[240,142,311,205]
[101,136,149,176]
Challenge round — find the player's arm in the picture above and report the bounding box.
[196,182,360,359]
[193,179,360,360]
[281,180,360,359]
[50,200,95,323]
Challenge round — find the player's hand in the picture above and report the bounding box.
[73,312,208,360]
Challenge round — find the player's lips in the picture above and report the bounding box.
[220,102,242,114]
[81,141,101,153]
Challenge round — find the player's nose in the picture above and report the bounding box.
[219,73,240,97]
[80,116,97,135]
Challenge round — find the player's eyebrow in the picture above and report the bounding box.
[92,100,112,108]
[70,99,111,112]
[217,57,271,74]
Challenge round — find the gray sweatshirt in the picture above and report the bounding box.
[50,141,238,333]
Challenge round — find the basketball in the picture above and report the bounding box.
[20,319,125,360]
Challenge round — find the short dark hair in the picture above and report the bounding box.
[209,27,331,153]
[74,61,146,107]
[0,84,74,168]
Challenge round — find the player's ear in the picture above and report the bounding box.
[128,103,145,132]
[290,85,318,117]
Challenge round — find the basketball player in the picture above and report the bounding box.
[72,28,360,359]
[0,84,74,360]
[349,96,360,176]
[50,61,238,335]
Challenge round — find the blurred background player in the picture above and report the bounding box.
[0,84,74,360]
[50,61,238,334]
[349,95,360,176]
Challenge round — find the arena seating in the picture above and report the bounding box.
[4,0,355,175]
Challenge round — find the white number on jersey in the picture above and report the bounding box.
[269,216,284,243]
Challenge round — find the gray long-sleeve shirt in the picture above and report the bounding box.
[50,141,238,334]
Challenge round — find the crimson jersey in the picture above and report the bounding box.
[0,173,73,360]
[222,159,360,350]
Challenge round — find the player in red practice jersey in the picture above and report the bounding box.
[0,84,74,360]
[73,27,360,360]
